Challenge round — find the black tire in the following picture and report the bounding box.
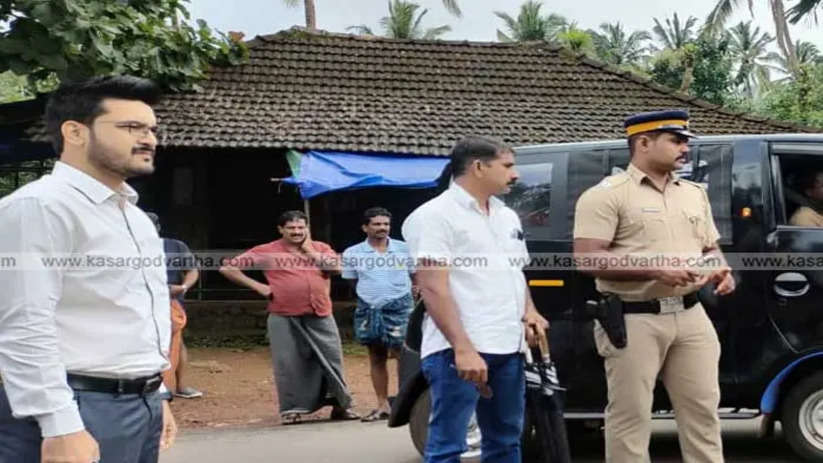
[409,391,482,461]
[781,372,823,461]
[408,390,431,457]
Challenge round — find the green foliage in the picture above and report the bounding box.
[495,1,568,42]
[728,21,774,96]
[690,35,737,104]
[347,0,451,39]
[767,40,823,76]
[0,159,55,198]
[557,26,595,56]
[590,22,651,67]
[761,63,823,127]
[0,0,248,92]
[650,34,736,105]
[651,13,698,51]
[0,70,32,102]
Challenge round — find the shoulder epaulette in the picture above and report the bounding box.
[679,178,708,190]
[595,171,631,190]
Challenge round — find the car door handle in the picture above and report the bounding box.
[773,272,810,297]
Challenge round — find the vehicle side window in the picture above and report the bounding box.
[502,162,553,241]
[772,147,823,228]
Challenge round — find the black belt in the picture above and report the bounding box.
[623,293,699,314]
[67,373,163,396]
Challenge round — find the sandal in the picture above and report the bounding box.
[174,387,203,399]
[360,409,390,422]
[282,412,302,425]
[329,407,360,421]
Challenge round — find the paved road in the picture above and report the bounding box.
[160,418,799,463]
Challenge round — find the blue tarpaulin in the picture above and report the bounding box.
[283,151,449,199]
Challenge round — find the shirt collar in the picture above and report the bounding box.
[53,161,139,205]
[448,182,504,215]
[626,162,680,187]
[362,238,395,253]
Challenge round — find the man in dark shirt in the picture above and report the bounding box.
[148,213,202,399]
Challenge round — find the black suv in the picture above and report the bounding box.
[389,134,823,461]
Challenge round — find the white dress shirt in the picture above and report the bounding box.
[401,183,529,359]
[0,162,171,437]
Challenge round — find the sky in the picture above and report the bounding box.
[187,0,821,51]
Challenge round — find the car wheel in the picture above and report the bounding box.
[781,372,823,461]
[409,390,482,461]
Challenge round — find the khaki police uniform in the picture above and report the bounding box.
[790,206,823,227]
[575,161,724,460]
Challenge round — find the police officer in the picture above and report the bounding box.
[573,110,736,462]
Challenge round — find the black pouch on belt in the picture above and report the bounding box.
[586,293,627,349]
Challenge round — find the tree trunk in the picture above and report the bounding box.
[679,47,696,93]
[305,0,317,30]
[770,0,798,77]
[679,64,694,93]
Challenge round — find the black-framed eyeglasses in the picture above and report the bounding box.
[96,120,161,138]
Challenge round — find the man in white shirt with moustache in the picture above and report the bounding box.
[402,135,549,463]
[0,76,176,463]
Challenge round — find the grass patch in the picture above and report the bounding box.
[185,333,267,350]
[185,333,367,357]
[341,341,368,357]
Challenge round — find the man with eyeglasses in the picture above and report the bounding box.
[0,76,176,463]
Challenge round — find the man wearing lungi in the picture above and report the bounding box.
[219,210,359,424]
[342,207,416,422]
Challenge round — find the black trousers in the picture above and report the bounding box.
[0,385,163,463]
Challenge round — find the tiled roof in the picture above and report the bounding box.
[20,28,823,155]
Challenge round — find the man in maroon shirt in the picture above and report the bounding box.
[219,210,359,423]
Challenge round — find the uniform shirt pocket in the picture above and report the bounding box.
[627,208,667,242]
[681,209,706,246]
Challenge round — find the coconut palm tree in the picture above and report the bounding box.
[284,0,460,30]
[347,0,451,40]
[590,22,652,66]
[651,13,698,51]
[728,21,774,96]
[494,0,568,42]
[704,0,798,76]
[767,40,823,77]
[649,13,700,93]
[282,0,317,30]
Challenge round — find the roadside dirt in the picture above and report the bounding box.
[170,346,398,428]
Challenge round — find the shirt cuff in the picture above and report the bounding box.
[36,402,84,438]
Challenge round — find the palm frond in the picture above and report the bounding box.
[441,0,462,18]
[346,25,375,36]
[412,8,428,38]
[423,25,451,39]
[651,18,672,50]
[787,0,821,24]
[705,0,740,33]
[494,11,518,35]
